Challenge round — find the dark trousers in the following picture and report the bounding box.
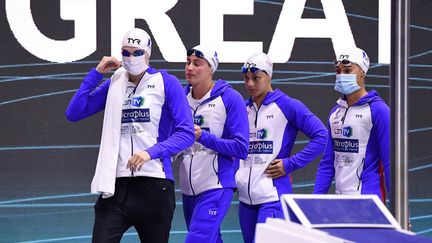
[92,177,175,243]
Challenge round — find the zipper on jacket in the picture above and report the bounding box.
[254,106,259,127]
[189,155,196,195]
[248,105,260,205]
[187,106,200,196]
[130,136,134,177]
[247,167,253,204]
[341,107,349,125]
[129,84,138,177]
[212,155,220,184]
[192,106,200,125]
[356,158,365,191]
[160,159,164,172]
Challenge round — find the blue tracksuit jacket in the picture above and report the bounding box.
[314,90,390,200]
[180,80,249,195]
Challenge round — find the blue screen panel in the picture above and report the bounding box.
[294,198,391,225]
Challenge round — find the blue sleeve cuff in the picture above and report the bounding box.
[88,67,104,81]
[197,130,210,144]
[282,158,293,175]
[146,146,161,160]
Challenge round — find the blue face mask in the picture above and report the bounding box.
[334,74,360,95]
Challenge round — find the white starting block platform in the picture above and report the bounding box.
[255,194,432,243]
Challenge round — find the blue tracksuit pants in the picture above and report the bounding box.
[182,188,234,243]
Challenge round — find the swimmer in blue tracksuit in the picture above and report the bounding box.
[65,28,194,243]
[314,47,391,201]
[180,45,249,243]
[235,53,327,243]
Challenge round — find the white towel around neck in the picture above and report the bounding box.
[91,67,128,198]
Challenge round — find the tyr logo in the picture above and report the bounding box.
[128,38,141,45]
[338,54,349,60]
[147,85,155,89]
[208,103,215,108]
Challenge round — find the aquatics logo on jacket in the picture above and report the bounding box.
[122,109,150,123]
